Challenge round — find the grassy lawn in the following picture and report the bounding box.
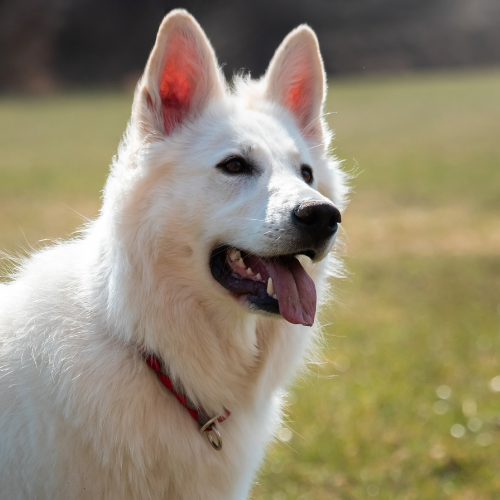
[1,68,499,499]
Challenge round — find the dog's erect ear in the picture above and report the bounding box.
[135,10,224,137]
[264,26,326,140]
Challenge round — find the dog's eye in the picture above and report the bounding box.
[301,165,313,184]
[218,157,251,175]
[226,160,244,173]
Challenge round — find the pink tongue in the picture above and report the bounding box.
[265,258,317,326]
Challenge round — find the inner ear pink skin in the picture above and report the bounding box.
[159,32,197,134]
[282,68,318,137]
[286,80,314,124]
[285,84,304,113]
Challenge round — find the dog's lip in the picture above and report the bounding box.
[209,245,274,298]
[209,246,280,317]
[211,245,316,263]
[209,245,317,325]
[209,245,314,291]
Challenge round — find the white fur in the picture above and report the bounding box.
[0,10,349,500]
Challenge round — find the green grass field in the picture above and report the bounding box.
[1,69,499,499]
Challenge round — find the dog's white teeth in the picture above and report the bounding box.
[246,267,253,276]
[229,249,241,261]
[267,277,274,296]
[272,293,277,300]
[237,258,245,268]
[255,273,262,281]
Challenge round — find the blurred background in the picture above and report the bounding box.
[1,1,500,499]
[1,0,500,92]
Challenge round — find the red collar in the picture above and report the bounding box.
[143,352,230,450]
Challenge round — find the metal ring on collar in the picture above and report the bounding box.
[199,415,223,451]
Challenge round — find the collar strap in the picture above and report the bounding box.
[144,354,231,432]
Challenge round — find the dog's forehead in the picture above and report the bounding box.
[182,102,313,170]
[207,106,307,167]
[236,110,301,162]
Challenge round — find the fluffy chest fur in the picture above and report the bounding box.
[0,9,348,500]
[0,238,317,499]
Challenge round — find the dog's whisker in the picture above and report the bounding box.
[304,143,324,152]
[236,217,267,223]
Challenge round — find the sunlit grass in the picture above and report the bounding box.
[254,257,500,499]
[330,68,500,209]
[0,92,130,249]
[0,68,499,499]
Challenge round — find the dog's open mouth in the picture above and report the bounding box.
[210,246,317,326]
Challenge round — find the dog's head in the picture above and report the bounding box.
[107,10,348,328]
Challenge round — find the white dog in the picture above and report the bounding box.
[0,9,348,499]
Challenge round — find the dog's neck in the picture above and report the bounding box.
[97,250,309,415]
[92,188,318,416]
[132,288,305,415]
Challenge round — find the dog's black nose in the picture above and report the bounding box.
[293,201,341,242]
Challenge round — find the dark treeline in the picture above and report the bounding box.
[1,0,499,93]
